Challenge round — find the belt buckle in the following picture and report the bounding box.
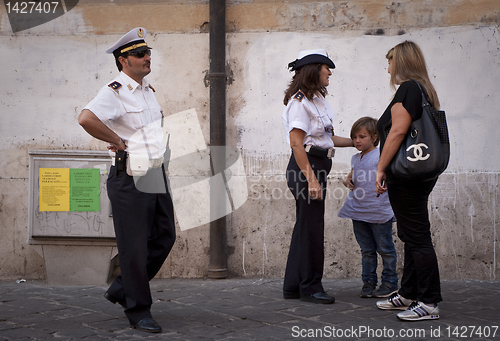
[327,148,335,158]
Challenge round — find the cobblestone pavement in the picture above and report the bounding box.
[0,278,499,340]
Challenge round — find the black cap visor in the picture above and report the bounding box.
[113,40,152,58]
[289,54,335,71]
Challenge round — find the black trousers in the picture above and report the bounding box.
[106,166,176,324]
[386,174,442,304]
[283,153,332,296]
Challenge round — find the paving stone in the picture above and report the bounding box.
[0,278,498,340]
[53,328,98,339]
[0,326,52,340]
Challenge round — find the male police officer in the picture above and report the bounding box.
[78,27,175,333]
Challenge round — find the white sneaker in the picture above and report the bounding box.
[397,301,440,321]
[376,292,412,310]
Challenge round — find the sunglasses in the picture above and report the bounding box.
[127,50,151,58]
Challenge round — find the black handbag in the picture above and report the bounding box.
[388,80,450,181]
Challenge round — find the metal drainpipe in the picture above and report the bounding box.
[207,0,228,279]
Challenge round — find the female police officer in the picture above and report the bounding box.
[282,49,353,304]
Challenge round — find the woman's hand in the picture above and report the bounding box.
[375,170,387,195]
[308,178,323,200]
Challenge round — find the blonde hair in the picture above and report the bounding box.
[386,41,440,109]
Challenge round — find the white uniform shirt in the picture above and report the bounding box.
[282,92,335,149]
[84,71,165,160]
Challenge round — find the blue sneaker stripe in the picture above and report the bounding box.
[414,305,429,317]
[396,299,404,307]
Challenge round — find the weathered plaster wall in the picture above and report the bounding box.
[0,0,499,281]
[229,26,500,281]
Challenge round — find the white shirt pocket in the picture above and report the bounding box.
[119,97,144,129]
[308,110,326,137]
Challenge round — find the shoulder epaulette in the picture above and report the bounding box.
[108,81,122,93]
[148,84,156,92]
[293,90,305,102]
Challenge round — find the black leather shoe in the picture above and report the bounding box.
[300,292,335,304]
[104,292,127,309]
[283,290,300,299]
[131,317,162,333]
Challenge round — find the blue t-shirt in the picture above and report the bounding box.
[338,148,394,224]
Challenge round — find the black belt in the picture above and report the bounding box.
[304,145,335,158]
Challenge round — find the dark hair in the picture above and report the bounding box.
[350,116,379,147]
[115,57,123,72]
[283,63,327,105]
[115,54,128,72]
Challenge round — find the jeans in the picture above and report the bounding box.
[352,219,398,287]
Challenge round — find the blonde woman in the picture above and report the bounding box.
[375,41,442,321]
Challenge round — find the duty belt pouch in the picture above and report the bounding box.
[115,150,127,175]
[308,145,327,158]
[126,153,150,177]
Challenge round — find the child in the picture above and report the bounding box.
[338,117,398,298]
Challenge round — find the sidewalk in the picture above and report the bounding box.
[0,278,498,340]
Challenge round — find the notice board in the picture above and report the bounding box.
[28,150,115,244]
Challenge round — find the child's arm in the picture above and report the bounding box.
[342,169,354,190]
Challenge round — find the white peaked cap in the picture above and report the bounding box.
[296,49,328,60]
[105,27,151,57]
[288,48,335,71]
